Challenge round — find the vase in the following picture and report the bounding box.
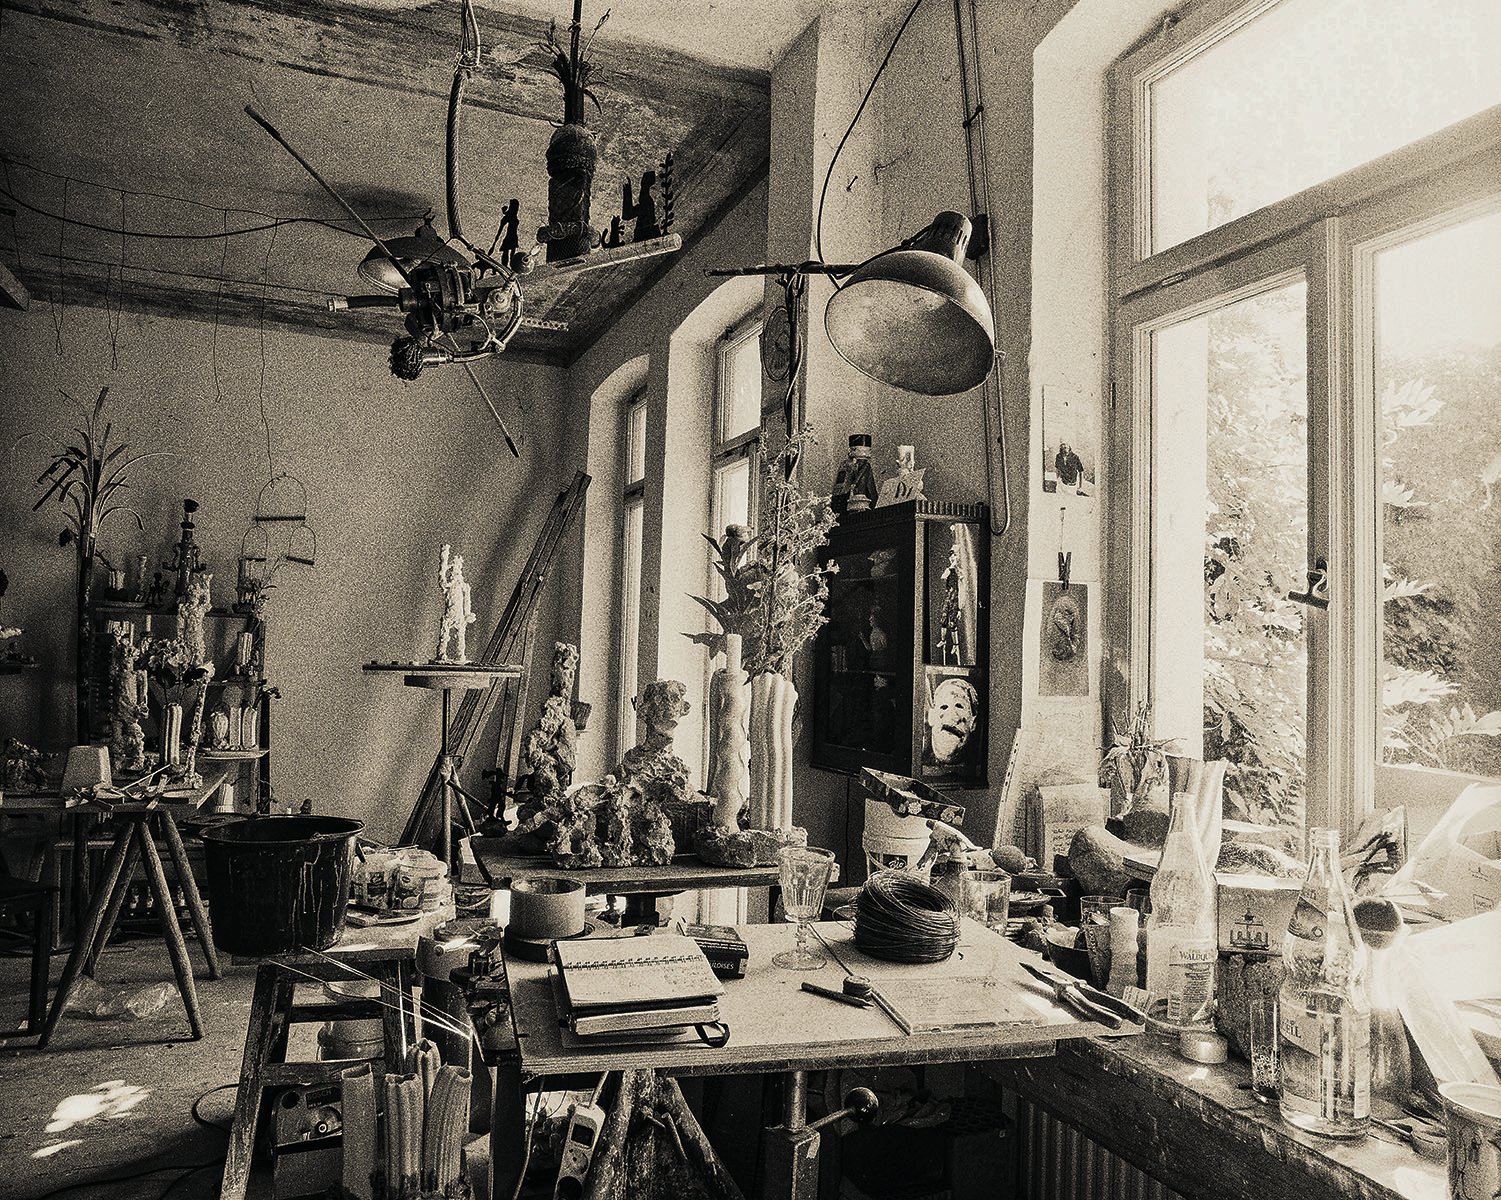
[542,122,597,261]
[706,634,751,828]
[748,671,796,832]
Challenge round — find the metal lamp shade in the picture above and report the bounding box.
[824,212,995,396]
[356,231,471,293]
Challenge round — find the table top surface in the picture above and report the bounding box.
[0,768,231,817]
[470,845,790,893]
[235,903,455,967]
[504,918,1138,1080]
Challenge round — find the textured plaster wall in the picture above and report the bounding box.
[0,303,580,841]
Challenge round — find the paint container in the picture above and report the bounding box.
[509,878,586,940]
[201,815,363,954]
[1440,1081,1501,1200]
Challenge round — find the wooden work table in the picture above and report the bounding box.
[984,1034,1446,1200]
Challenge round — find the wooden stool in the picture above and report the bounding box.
[0,878,59,1038]
[39,801,219,1047]
[220,955,414,1200]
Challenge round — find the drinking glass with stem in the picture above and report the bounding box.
[773,845,837,970]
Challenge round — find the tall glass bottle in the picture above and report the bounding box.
[1278,828,1371,1140]
[1144,793,1218,1037]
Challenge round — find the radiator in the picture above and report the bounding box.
[1015,1098,1183,1200]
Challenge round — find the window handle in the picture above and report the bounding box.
[1288,558,1330,609]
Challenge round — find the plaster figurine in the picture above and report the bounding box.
[179,571,213,666]
[926,676,980,764]
[108,625,148,773]
[875,444,928,508]
[208,707,231,751]
[434,544,476,664]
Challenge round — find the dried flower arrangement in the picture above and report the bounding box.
[690,427,838,677]
[541,0,609,126]
[1099,701,1175,816]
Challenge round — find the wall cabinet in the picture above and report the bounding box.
[811,500,989,785]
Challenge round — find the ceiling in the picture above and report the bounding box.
[0,0,793,364]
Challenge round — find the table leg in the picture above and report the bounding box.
[135,820,204,1039]
[71,811,92,935]
[222,964,281,1200]
[439,688,453,868]
[27,891,55,1036]
[763,1069,821,1200]
[39,822,134,1048]
[155,810,220,978]
[82,833,140,978]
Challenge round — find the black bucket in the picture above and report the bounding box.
[201,815,364,955]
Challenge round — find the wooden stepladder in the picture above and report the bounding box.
[400,471,590,853]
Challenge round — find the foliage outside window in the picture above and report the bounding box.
[1110,0,1501,834]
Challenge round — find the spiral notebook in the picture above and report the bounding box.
[554,933,724,1015]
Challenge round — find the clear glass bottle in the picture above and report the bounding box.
[1144,793,1218,1038]
[1278,828,1371,1140]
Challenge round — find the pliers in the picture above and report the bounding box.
[1020,961,1145,1030]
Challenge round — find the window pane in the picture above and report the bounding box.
[711,455,753,537]
[625,395,647,485]
[1150,279,1308,831]
[718,332,762,444]
[619,497,644,752]
[1150,0,1501,253]
[1378,207,1501,778]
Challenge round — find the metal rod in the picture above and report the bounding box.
[244,106,417,290]
[783,1069,809,1132]
[704,260,859,279]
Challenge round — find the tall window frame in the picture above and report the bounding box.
[1106,0,1501,835]
[709,313,764,546]
[618,388,648,756]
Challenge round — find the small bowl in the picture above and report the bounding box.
[1043,926,1092,980]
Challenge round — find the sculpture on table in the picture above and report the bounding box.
[831,434,878,515]
[615,679,701,849]
[108,625,148,773]
[511,643,587,845]
[705,632,751,830]
[434,544,476,664]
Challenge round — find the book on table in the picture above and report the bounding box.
[552,933,725,1036]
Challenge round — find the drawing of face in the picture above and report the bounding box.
[927,677,979,762]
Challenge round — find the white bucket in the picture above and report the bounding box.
[864,798,929,841]
[862,832,930,880]
[1440,1081,1501,1200]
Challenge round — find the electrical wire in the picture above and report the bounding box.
[853,871,959,963]
[813,0,928,267]
[257,221,281,480]
[190,1081,239,1133]
[509,1082,547,1200]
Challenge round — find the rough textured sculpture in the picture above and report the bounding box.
[108,625,148,773]
[517,642,582,802]
[434,544,476,664]
[614,680,691,807]
[179,571,212,667]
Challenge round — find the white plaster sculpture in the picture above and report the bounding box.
[706,633,751,828]
[434,544,476,664]
[179,571,213,666]
[875,444,927,507]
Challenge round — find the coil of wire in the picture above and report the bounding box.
[853,871,960,963]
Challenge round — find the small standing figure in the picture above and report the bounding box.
[434,544,476,664]
[939,544,963,665]
[621,170,660,242]
[875,444,928,508]
[496,199,521,269]
[831,434,879,515]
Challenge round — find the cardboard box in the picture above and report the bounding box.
[1216,873,1301,955]
[1432,826,1501,920]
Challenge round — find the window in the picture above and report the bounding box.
[709,316,763,548]
[618,389,647,754]
[1108,0,1501,837]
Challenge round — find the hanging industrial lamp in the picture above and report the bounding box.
[823,211,994,396]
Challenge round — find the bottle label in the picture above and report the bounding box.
[1287,895,1327,941]
[1280,1005,1370,1122]
[1164,941,1216,1024]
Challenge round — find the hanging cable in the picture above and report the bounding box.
[107,190,126,368]
[814,0,928,268]
[212,208,229,404]
[50,176,67,355]
[257,221,282,481]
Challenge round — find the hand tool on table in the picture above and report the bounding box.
[1019,960,1145,1030]
[800,981,872,1008]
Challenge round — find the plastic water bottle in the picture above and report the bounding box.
[1144,794,1217,1037]
[1278,828,1370,1140]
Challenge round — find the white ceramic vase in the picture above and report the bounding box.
[706,634,752,828]
[748,671,796,832]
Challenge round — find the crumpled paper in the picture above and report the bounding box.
[64,976,171,1021]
